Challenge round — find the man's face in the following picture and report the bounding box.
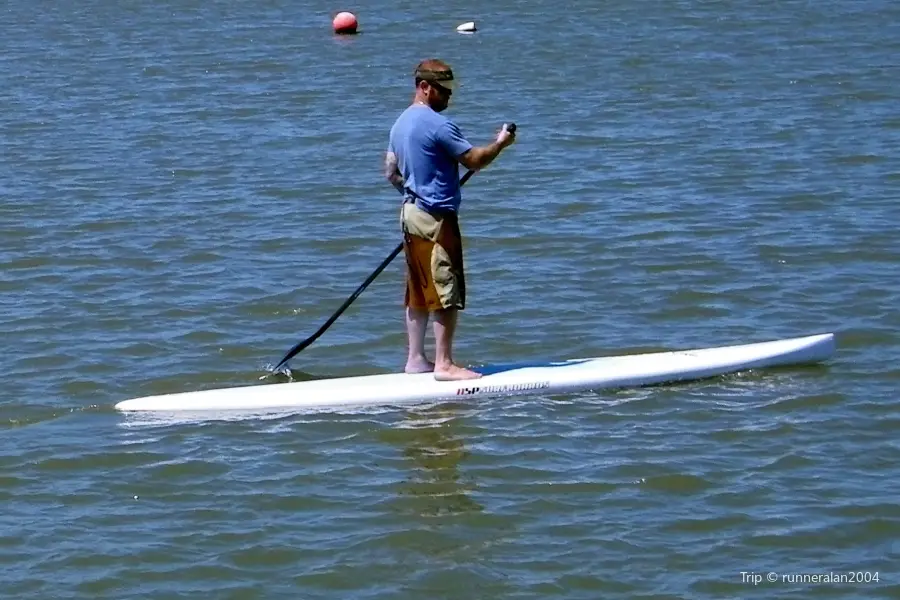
[427,81,452,112]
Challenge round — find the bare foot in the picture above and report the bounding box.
[433,364,482,381]
[405,358,435,374]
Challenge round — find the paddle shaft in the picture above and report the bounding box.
[273,123,515,371]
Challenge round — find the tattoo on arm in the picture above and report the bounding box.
[384,151,404,193]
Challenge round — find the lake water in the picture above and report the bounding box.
[2,0,898,597]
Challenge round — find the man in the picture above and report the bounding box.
[384,59,516,381]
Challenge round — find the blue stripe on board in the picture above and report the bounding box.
[471,359,591,377]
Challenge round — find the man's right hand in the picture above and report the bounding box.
[458,123,517,171]
[496,123,516,148]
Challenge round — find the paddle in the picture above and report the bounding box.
[272,123,516,372]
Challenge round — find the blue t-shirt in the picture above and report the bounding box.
[388,105,473,213]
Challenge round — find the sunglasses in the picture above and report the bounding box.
[431,82,453,96]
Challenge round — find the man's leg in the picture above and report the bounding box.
[432,307,481,380]
[405,306,434,373]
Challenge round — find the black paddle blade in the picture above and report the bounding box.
[272,241,404,372]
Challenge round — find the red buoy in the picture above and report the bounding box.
[332,11,358,35]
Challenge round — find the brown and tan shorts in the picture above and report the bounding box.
[401,202,465,311]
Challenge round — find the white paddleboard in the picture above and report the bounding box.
[114,333,835,413]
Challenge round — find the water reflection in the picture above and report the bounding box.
[380,403,483,517]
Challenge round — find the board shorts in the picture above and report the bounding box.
[401,201,466,311]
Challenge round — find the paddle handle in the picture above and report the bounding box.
[459,123,514,186]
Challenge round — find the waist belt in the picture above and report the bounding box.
[403,189,456,219]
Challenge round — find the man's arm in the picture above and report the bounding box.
[384,150,405,193]
[457,125,516,172]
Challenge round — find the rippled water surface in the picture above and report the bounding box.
[2,0,899,597]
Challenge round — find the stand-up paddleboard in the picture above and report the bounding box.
[114,333,835,413]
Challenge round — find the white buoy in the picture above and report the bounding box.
[456,21,476,34]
